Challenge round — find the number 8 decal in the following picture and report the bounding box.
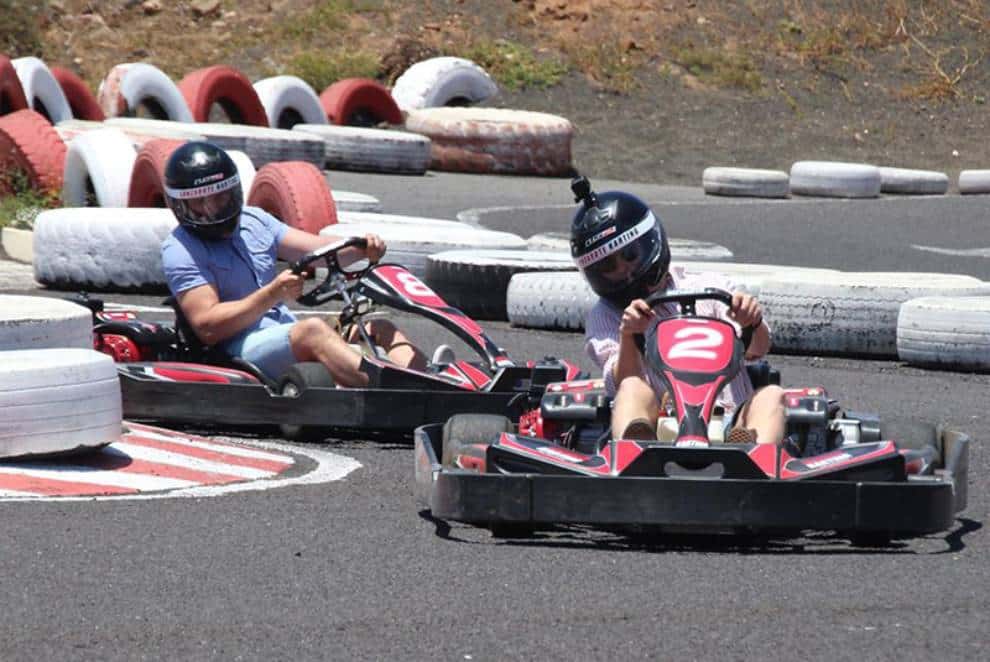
[667,327,724,360]
[396,271,436,298]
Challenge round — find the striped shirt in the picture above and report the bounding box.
[584,266,761,412]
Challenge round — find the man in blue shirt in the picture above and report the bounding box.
[160,141,426,385]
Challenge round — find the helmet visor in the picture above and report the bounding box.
[165,174,242,228]
[579,218,662,299]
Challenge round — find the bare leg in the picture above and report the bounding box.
[611,376,661,439]
[289,317,369,387]
[348,319,428,371]
[733,385,786,445]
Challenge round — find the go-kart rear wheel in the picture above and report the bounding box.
[277,362,335,442]
[441,413,513,469]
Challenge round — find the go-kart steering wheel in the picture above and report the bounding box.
[642,287,757,349]
[289,236,374,307]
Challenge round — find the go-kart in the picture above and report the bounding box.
[83,237,581,439]
[415,289,969,539]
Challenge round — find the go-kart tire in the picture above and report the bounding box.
[0,55,29,116]
[61,127,137,208]
[392,57,497,111]
[253,75,326,129]
[277,362,335,442]
[247,161,337,233]
[0,109,67,197]
[177,65,268,125]
[319,78,402,126]
[11,57,73,124]
[97,62,194,122]
[50,66,104,121]
[441,413,512,469]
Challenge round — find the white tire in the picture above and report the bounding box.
[102,117,208,145]
[61,127,137,208]
[321,223,525,278]
[96,62,194,122]
[702,167,789,198]
[525,232,734,261]
[54,119,105,143]
[292,124,431,174]
[227,149,256,200]
[958,170,990,195]
[253,76,327,128]
[426,249,577,320]
[878,167,948,195]
[897,296,990,370]
[507,271,595,331]
[33,208,178,292]
[789,161,882,198]
[334,211,469,229]
[0,295,92,351]
[2,226,36,264]
[391,56,498,110]
[191,122,325,168]
[759,272,990,357]
[332,191,382,213]
[0,349,121,459]
[11,57,73,123]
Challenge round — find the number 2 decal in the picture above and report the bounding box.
[667,327,724,360]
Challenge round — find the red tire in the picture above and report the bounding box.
[0,109,66,197]
[247,161,337,234]
[50,66,105,121]
[127,139,186,207]
[319,78,402,126]
[178,65,268,126]
[0,56,29,116]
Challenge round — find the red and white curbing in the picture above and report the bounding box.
[0,422,358,500]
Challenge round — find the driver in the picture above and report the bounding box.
[159,141,427,385]
[570,177,786,443]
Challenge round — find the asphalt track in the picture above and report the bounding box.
[1,171,988,660]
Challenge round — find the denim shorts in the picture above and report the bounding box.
[225,323,297,381]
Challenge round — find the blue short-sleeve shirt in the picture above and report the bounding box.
[160,206,297,351]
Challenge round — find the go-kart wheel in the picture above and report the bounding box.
[277,362,335,442]
[441,413,513,469]
[879,419,943,466]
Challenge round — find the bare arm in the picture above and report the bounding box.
[176,273,302,346]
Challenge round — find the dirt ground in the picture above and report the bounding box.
[31,0,990,188]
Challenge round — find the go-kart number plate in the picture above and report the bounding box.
[656,318,735,372]
[375,265,445,307]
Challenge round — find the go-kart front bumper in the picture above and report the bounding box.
[414,423,969,535]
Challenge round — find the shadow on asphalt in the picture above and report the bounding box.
[418,511,982,556]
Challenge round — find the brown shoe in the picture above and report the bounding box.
[621,418,657,441]
[726,426,758,444]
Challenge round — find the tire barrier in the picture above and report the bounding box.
[293,124,431,174]
[11,57,73,123]
[177,64,268,125]
[391,57,498,110]
[0,294,92,350]
[0,55,29,116]
[127,138,187,207]
[405,107,573,176]
[0,109,67,197]
[91,117,207,146]
[789,161,882,198]
[958,170,990,195]
[878,167,948,195]
[97,62,194,122]
[759,271,990,358]
[247,161,337,234]
[253,76,326,129]
[61,127,137,208]
[702,167,789,198]
[50,66,105,121]
[33,207,178,292]
[524,232,733,261]
[331,191,382,213]
[897,296,990,371]
[0,349,122,460]
[319,78,402,126]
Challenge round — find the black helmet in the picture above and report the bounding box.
[569,175,670,308]
[164,141,243,241]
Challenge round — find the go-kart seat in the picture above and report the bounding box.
[162,296,277,389]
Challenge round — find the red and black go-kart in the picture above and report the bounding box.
[415,288,969,540]
[83,237,581,440]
